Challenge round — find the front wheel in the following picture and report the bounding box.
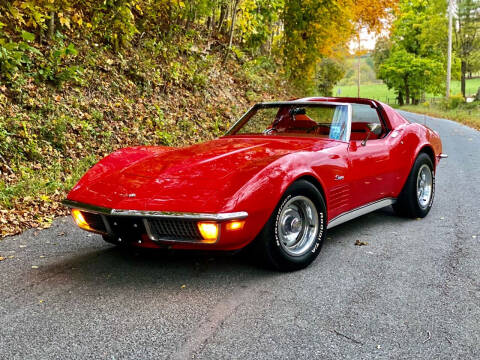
[393,152,435,218]
[254,180,327,271]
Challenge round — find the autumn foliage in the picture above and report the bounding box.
[0,0,396,237]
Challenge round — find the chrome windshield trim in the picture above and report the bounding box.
[62,199,248,221]
[225,101,353,141]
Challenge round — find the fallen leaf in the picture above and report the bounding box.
[355,240,368,246]
[19,245,27,248]
[31,265,39,269]
[0,256,5,261]
[8,255,15,259]
[181,284,186,289]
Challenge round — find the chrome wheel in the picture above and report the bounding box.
[277,196,319,257]
[416,164,433,209]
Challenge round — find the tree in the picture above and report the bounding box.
[379,49,444,104]
[376,0,448,104]
[372,37,391,73]
[282,0,396,91]
[316,58,345,96]
[455,0,480,97]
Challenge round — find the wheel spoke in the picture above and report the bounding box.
[277,196,320,256]
[416,164,433,209]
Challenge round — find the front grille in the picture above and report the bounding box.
[147,218,203,242]
[81,212,106,233]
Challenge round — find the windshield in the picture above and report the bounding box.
[226,103,350,141]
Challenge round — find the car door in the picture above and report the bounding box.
[347,104,396,209]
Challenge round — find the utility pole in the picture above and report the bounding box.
[446,0,453,98]
[357,32,361,98]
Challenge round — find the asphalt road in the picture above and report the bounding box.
[1,111,479,359]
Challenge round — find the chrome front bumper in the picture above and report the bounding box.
[62,199,248,244]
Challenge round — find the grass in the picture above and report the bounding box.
[334,78,480,130]
[334,78,480,102]
[399,103,480,130]
[333,82,397,101]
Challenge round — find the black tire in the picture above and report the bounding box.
[393,152,435,218]
[253,180,327,271]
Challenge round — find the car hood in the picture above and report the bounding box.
[69,136,335,212]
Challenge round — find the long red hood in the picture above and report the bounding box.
[68,136,337,213]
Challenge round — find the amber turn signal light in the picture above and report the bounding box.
[197,222,219,243]
[71,209,93,231]
[226,220,245,231]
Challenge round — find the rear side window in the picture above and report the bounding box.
[350,103,386,140]
[351,104,381,125]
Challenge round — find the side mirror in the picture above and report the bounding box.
[361,123,382,146]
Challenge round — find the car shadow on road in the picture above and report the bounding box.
[37,240,279,293]
[326,206,410,240]
[37,206,411,291]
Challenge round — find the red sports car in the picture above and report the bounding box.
[63,97,447,271]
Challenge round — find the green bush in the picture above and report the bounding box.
[440,94,465,110]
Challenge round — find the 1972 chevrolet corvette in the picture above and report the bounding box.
[63,97,447,271]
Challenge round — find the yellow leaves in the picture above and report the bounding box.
[355,240,368,246]
[72,13,83,26]
[58,12,71,29]
[40,195,51,202]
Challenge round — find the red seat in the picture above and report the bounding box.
[350,122,380,141]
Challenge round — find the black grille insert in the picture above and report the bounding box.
[147,218,203,242]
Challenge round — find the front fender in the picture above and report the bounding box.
[68,146,172,198]
[223,152,327,246]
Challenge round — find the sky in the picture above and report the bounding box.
[349,28,383,52]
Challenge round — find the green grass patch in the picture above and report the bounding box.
[333,82,397,101]
[0,155,98,209]
[334,78,480,101]
[399,103,480,131]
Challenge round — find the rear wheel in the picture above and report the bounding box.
[393,152,435,218]
[254,180,327,271]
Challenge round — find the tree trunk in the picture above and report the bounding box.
[209,0,216,30]
[218,3,227,32]
[398,92,404,106]
[48,11,55,40]
[405,75,410,105]
[461,60,467,97]
[228,0,240,49]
